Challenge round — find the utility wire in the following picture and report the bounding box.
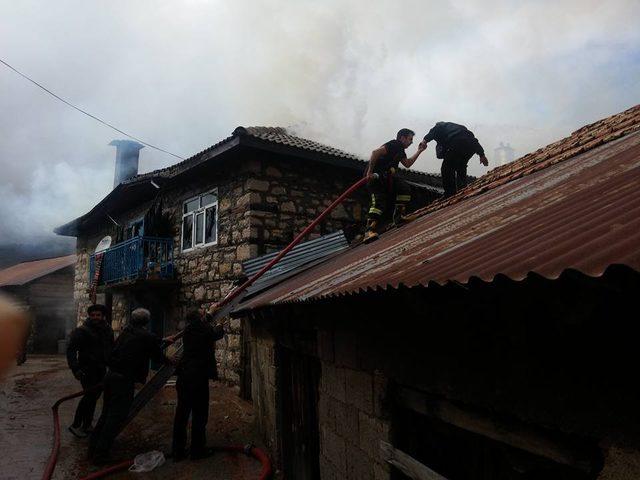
[0,57,185,160]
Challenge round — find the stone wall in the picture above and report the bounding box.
[70,149,396,384]
[317,363,391,480]
[246,321,280,457]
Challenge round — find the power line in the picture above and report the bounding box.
[0,57,185,160]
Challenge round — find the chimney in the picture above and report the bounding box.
[110,140,144,188]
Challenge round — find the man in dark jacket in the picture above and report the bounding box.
[423,122,489,198]
[171,308,225,461]
[89,307,173,464]
[66,304,114,438]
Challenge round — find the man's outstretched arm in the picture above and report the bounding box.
[474,139,489,166]
[400,141,427,168]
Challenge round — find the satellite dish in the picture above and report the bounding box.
[95,236,112,254]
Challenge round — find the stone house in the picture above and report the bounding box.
[232,105,640,479]
[55,127,441,385]
[0,255,76,354]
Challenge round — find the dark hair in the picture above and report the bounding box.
[186,309,202,324]
[87,304,107,315]
[397,128,415,140]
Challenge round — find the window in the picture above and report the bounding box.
[181,189,217,251]
[125,219,144,240]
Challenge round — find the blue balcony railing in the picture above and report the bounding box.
[89,236,174,285]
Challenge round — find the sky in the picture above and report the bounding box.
[0,0,639,248]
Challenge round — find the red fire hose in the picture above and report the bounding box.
[42,386,273,480]
[41,174,374,479]
[171,173,376,343]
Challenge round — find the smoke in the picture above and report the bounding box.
[0,0,639,249]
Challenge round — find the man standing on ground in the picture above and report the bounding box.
[89,308,173,464]
[171,307,225,461]
[422,122,489,198]
[66,304,114,438]
[363,128,426,243]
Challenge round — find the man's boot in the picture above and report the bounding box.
[393,204,410,227]
[363,219,379,243]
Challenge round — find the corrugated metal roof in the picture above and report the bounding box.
[0,255,76,287]
[242,231,349,296]
[236,104,640,311]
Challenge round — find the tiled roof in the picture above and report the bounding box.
[56,125,441,236]
[0,255,77,287]
[236,104,640,311]
[128,126,439,185]
[236,126,362,160]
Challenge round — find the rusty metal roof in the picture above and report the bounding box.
[0,255,76,287]
[237,104,640,311]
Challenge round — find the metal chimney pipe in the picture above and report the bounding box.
[110,140,144,188]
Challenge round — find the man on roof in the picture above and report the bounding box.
[422,122,489,198]
[363,128,426,243]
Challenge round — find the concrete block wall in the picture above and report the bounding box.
[317,326,392,480]
[247,322,280,457]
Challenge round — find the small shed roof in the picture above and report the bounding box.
[0,255,77,287]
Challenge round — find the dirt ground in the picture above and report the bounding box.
[0,355,268,480]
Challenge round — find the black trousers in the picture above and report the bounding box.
[72,371,105,429]
[367,174,411,221]
[441,137,478,198]
[172,374,210,455]
[89,371,135,460]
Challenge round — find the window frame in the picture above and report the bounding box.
[181,189,218,252]
[125,217,144,240]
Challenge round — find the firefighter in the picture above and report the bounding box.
[364,128,426,243]
[422,122,489,198]
[66,304,114,438]
[171,307,225,461]
[89,308,173,464]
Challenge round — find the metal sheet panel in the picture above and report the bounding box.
[242,231,349,295]
[0,255,77,287]
[237,105,640,312]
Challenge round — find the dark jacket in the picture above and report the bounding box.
[176,320,225,380]
[108,324,169,384]
[424,122,485,158]
[66,319,114,378]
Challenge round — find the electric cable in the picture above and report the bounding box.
[0,57,184,160]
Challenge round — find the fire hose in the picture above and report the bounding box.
[41,173,375,479]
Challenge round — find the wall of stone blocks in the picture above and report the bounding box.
[246,321,281,459]
[597,444,640,480]
[316,326,393,480]
[70,149,435,385]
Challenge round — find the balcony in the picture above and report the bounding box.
[89,236,174,286]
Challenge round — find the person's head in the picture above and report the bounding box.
[87,304,107,324]
[396,128,415,148]
[185,309,202,324]
[130,308,151,327]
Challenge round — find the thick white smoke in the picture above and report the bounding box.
[0,0,638,246]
